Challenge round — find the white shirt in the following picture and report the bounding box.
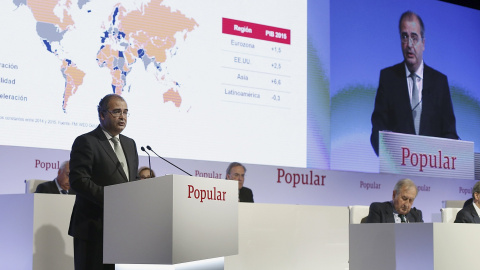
[391,201,409,223]
[54,178,68,194]
[473,201,480,217]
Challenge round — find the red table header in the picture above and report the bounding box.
[222,18,291,45]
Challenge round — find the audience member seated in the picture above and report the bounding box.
[454,181,480,223]
[225,162,254,203]
[463,198,473,208]
[138,166,156,180]
[35,160,75,195]
[366,178,423,223]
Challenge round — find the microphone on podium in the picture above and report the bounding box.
[140,146,153,178]
[146,145,192,176]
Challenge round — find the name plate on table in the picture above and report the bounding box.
[379,131,474,179]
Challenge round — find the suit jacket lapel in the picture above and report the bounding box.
[119,135,134,181]
[94,125,129,182]
[419,64,432,134]
[396,65,411,112]
[385,202,395,223]
[396,63,416,133]
[406,211,416,222]
[467,204,480,224]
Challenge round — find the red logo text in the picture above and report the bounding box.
[187,185,226,203]
[277,169,325,188]
[401,147,456,172]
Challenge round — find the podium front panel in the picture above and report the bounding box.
[172,175,238,263]
[104,175,238,265]
[379,131,474,179]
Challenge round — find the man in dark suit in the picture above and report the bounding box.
[225,162,254,203]
[366,178,423,223]
[68,94,139,270]
[370,11,459,155]
[35,160,75,195]
[455,181,480,223]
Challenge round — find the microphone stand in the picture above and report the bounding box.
[141,146,153,178]
[146,145,192,176]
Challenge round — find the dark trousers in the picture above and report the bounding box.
[74,237,114,270]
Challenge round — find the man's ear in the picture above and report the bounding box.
[392,190,397,200]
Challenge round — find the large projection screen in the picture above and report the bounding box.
[0,0,329,169]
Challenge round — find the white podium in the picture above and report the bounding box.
[350,223,480,270]
[379,131,474,179]
[0,193,75,270]
[103,175,238,265]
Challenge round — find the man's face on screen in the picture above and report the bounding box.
[392,186,417,215]
[227,165,245,189]
[400,16,425,73]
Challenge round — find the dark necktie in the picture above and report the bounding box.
[61,190,68,194]
[399,214,407,223]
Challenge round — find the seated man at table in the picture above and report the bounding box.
[35,160,75,195]
[225,162,254,203]
[366,178,423,223]
[454,181,480,223]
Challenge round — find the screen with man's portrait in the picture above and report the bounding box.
[329,0,480,173]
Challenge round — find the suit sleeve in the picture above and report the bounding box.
[365,203,382,223]
[35,183,48,193]
[370,70,389,156]
[69,135,104,206]
[246,188,254,203]
[438,75,459,140]
[412,208,424,223]
[454,209,469,223]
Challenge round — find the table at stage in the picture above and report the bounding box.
[350,223,479,270]
[0,191,350,270]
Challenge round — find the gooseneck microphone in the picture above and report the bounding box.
[140,146,153,178]
[146,145,192,176]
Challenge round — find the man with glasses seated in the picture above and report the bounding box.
[225,162,254,203]
[370,10,459,156]
[68,93,139,270]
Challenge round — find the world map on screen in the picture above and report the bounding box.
[14,0,198,112]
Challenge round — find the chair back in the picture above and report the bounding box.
[440,208,462,223]
[348,205,370,224]
[24,179,49,193]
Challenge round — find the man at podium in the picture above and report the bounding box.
[370,11,459,155]
[226,162,254,202]
[455,181,480,223]
[366,178,423,223]
[68,94,139,270]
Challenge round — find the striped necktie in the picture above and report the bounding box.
[111,137,129,181]
[410,73,422,135]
